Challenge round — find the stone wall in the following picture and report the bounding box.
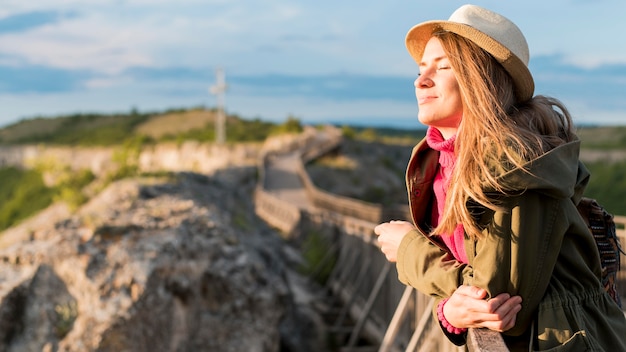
[0,142,261,177]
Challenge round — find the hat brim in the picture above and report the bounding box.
[405,20,534,102]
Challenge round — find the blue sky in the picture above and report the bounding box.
[0,0,625,129]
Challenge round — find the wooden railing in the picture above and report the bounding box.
[254,127,626,351]
[297,160,384,224]
[302,210,462,351]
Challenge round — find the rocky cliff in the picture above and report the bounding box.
[0,167,326,351]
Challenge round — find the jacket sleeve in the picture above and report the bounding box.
[396,228,472,346]
[470,192,566,337]
[396,228,471,300]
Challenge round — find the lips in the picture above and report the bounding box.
[418,96,436,105]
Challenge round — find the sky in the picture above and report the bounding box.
[1,0,625,129]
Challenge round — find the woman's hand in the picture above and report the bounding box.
[444,285,522,332]
[374,220,416,262]
[375,222,522,332]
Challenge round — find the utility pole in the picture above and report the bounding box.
[209,67,227,144]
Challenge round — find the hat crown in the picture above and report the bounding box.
[404,4,535,101]
[449,4,529,64]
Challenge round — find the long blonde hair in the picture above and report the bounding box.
[431,31,576,239]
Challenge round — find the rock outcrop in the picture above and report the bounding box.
[0,168,326,351]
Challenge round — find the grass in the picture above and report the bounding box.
[584,161,626,216]
[0,167,55,231]
[298,228,337,285]
[54,301,78,338]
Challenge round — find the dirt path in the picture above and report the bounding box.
[264,151,314,211]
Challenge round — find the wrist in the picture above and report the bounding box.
[437,298,468,335]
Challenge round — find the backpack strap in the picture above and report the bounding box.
[577,197,624,308]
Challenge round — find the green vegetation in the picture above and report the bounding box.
[341,125,425,145]
[159,116,278,143]
[584,161,626,216]
[270,115,303,135]
[561,126,626,215]
[0,112,151,146]
[53,169,95,211]
[0,165,99,231]
[105,137,146,182]
[298,228,337,285]
[577,126,626,150]
[0,167,55,231]
[54,301,78,338]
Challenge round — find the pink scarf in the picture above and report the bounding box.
[426,127,468,264]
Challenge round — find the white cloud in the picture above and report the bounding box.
[83,75,134,89]
[0,1,325,74]
[0,15,154,73]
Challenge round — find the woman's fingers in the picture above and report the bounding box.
[374,221,416,262]
[477,299,522,331]
[454,284,487,299]
[444,286,522,331]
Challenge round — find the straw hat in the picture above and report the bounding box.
[405,4,534,102]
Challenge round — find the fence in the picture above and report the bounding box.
[303,210,462,351]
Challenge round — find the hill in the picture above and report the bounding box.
[0,108,278,146]
[577,126,626,150]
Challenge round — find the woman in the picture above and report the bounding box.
[374,4,626,351]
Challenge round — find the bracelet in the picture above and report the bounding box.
[437,298,468,335]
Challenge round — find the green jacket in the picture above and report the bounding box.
[397,136,626,351]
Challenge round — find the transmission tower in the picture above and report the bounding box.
[209,67,227,144]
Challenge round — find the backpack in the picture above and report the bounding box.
[576,197,625,308]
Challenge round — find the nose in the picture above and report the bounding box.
[414,74,433,89]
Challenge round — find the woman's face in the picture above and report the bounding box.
[414,37,463,139]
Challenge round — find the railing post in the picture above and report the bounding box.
[404,298,434,351]
[346,261,393,348]
[379,286,415,352]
